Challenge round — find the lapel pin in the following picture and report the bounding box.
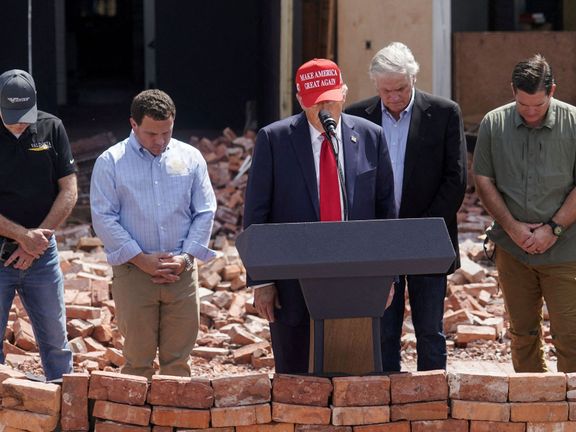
[351,136,357,143]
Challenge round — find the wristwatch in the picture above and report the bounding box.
[546,220,564,237]
[183,253,194,271]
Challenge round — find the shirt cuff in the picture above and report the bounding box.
[184,241,217,262]
[106,240,142,266]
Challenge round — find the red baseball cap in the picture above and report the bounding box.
[295,58,344,108]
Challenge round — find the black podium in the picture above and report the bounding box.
[236,218,455,374]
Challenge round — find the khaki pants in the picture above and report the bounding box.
[111,262,199,379]
[495,246,576,372]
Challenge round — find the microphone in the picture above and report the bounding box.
[318,109,337,137]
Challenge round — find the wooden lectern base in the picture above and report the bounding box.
[309,317,374,375]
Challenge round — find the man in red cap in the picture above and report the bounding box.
[243,58,396,373]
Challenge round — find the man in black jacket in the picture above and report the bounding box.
[346,42,467,371]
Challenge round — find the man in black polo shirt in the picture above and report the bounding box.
[0,69,77,381]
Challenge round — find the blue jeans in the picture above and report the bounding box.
[380,274,447,371]
[0,238,72,380]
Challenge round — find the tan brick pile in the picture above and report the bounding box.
[58,129,554,374]
[2,366,576,431]
[4,187,540,377]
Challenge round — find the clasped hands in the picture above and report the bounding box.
[4,228,54,270]
[509,221,557,255]
[131,252,188,284]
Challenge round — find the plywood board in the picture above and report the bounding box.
[453,32,576,121]
[338,0,434,106]
[310,317,374,375]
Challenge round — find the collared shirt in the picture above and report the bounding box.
[308,120,345,217]
[380,90,415,211]
[0,111,77,228]
[474,98,576,264]
[90,131,217,265]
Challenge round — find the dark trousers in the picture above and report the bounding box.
[270,318,310,374]
[380,274,447,371]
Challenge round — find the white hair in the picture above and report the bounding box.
[369,42,420,80]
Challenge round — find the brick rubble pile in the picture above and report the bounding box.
[3,130,557,378]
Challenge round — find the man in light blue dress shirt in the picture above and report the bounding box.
[90,89,216,379]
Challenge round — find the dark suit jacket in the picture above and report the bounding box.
[243,112,396,326]
[345,90,467,273]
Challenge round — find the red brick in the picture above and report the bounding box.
[470,421,526,432]
[252,355,275,369]
[526,423,576,432]
[332,376,390,407]
[509,373,566,402]
[332,406,389,425]
[211,404,271,427]
[272,402,331,425]
[151,406,210,428]
[444,309,474,333]
[95,420,151,431]
[152,427,172,432]
[448,372,509,402]
[456,324,497,343]
[390,401,448,421]
[389,371,448,404]
[89,371,148,405]
[104,347,125,367]
[0,408,58,432]
[178,428,233,432]
[93,324,114,343]
[1,377,61,416]
[570,402,576,420]
[67,318,95,338]
[411,419,468,432]
[66,305,102,320]
[352,423,410,432]
[237,424,296,432]
[0,364,26,391]
[93,400,151,426]
[61,372,90,431]
[296,426,351,432]
[273,374,333,407]
[567,373,576,394]
[212,373,271,407]
[13,318,37,351]
[451,400,510,422]
[510,402,568,422]
[149,375,213,409]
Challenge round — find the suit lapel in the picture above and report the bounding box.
[363,96,382,125]
[402,90,430,209]
[341,114,359,214]
[290,113,320,219]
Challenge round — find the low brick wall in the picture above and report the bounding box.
[2,366,576,431]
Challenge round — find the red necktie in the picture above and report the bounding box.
[319,134,342,221]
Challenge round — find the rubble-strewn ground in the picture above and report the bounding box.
[4,130,558,379]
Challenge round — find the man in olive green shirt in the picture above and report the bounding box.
[474,54,576,373]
